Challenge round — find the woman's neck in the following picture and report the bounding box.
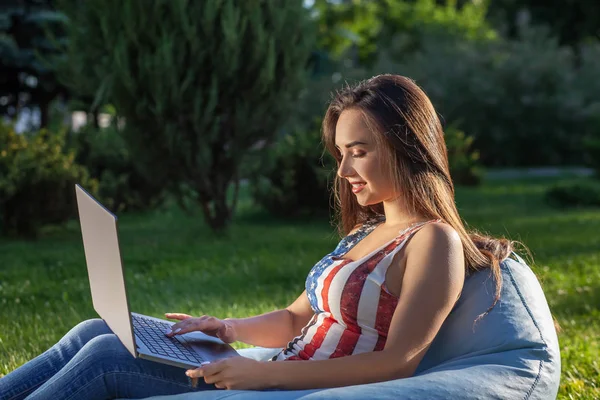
[380,197,427,227]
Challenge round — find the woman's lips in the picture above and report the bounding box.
[351,182,366,194]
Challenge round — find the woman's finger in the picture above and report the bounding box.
[165,315,226,337]
[165,313,192,320]
[165,319,190,336]
[202,371,224,385]
[171,320,198,335]
[167,318,204,336]
[186,362,210,379]
[166,321,191,336]
[165,325,182,336]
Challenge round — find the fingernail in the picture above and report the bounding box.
[174,328,182,333]
[165,329,172,335]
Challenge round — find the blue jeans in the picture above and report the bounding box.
[0,319,219,400]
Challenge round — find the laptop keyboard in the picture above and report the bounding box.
[132,314,205,364]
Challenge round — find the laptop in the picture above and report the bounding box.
[74,184,239,369]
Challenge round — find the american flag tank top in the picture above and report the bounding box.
[271,217,441,361]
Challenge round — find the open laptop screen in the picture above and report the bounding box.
[75,184,137,358]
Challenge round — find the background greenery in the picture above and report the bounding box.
[2,0,600,236]
[54,0,315,232]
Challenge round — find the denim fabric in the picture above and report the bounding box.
[0,319,217,400]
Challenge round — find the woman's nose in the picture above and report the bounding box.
[337,157,355,178]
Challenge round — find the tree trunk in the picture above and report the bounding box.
[39,102,49,129]
[197,178,239,233]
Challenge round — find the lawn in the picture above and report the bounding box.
[0,176,599,398]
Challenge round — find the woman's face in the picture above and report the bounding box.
[335,109,398,206]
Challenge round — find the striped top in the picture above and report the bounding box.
[272,217,441,361]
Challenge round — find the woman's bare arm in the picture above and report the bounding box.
[226,290,314,348]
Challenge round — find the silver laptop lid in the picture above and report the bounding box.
[75,184,137,358]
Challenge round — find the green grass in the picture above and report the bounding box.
[1,177,599,398]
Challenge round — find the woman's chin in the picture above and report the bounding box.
[357,196,388,208]
[356,195,374,207]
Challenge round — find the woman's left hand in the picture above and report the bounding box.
[186,356,272,390]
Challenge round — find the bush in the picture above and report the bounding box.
[0,122,96,238]
[70,124,163,212]
[377,24,597,167]
[445,125,484,186]
[583,135,600,178]
[583,126,600,179]
[250,122,333,218]
[545,180,600,208]
[576,42,600,177]
[581,106,600,178]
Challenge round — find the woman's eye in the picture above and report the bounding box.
[352,152,366,158]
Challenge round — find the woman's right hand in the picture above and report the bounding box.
[164,313,238,344]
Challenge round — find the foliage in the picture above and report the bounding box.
[308,1,600,168]
[0,122,95,237]
[311,0,495,66]
[55,0,315,232]
[1,178,599,398]
[70,124,164,213]
[0,0,68,128]
[445,125,483,186]
[250,121,333,218]
[378,24,598,167]
[487,0,600,48]
[583,135,600,178]
[576,43,600,176]
[545,180,600,208]
[582,117,600,178]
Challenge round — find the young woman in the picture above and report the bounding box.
[0,74,513,399]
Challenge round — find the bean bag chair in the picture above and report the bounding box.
[129,254,560,400]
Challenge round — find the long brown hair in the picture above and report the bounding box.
[322,74,515,316]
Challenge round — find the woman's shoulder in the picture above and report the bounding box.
[417,220,460,240]
[405,220,463,263]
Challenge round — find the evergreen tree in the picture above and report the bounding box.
[0,0,68,128]
[56,0,315,231]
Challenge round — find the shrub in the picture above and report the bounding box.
[377,24,596,167]
[445,125,484,186]
[0,122,96,238]
[70,124,163,212]
[576,42,600,177]
[583,121,600,178]
[545,180,600,208]
[583,136,600,178]
[250,122,333,218]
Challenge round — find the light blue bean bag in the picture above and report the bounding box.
[136,254,561,399]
